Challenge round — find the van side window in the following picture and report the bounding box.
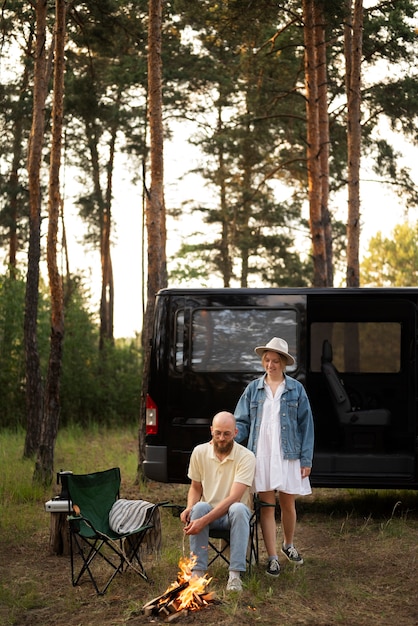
[191,308,297,372]
[310,322,401,373]
[175,309,184,371]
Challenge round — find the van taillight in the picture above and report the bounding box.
[146,394,158,435]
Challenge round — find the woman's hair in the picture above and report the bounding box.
[261,351,286,369]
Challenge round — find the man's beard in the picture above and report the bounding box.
[213,439,234,456]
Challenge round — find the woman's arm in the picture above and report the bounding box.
[234,388,251,443]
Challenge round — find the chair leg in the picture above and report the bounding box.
[208,522,259,574]
[123,531,150,581]
[250,497,277,572]
[208,537,231,567]
[248,515,259,574]
[70,533,125,595]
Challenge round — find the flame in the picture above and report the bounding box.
[159,554,213,612]
[177,554,200,583]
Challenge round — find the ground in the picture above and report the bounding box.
[1,486,417,626]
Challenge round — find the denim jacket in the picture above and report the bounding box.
[234,373,314,468]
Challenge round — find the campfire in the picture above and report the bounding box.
[143,555,216,622]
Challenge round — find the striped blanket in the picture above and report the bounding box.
[109,499,161,553]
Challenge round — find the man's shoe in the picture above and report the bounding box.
[191,569,206,579]
[226,576,243,592]
[281,544,304,565]
[266,557,280,576]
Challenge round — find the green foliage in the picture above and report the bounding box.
[0,272,26,421]
[61,336,143,428]
[167,1,418,287]
[0,428,46,505]
[0,272,142,429]
[361,221,418,286]
[61,312,142,427]
[169,1,311,286]
[0,270,50,427]
[2,0,418,297]
[169,243,215,285]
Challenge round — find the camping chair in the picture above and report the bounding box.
[164,503,259,574]
[66,467,164,595]
[207,514,258,573]
[208,496,279,572]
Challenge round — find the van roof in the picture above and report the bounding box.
[157,286,418,296]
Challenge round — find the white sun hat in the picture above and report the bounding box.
[254,337,295,366]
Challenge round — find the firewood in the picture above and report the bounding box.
[201,591,215,602]
[142,581,188,610]
[166,599,179,613]
[143,606,154,617]
[192,592,203,606]
[142,561,216,621]
[165,609,188,623]
[160,606,171,616]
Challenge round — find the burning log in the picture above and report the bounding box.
[165,609,188,623]
[143,555,217,622]
[143,582,189,616]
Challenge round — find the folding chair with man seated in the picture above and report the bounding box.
[207,523,255,573]
[207,509,259,573]
[66,467,165,595]
[208,496,276,573]
[164,502,260,574]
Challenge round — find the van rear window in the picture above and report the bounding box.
[310,321,401,373]
[187,308,297,372]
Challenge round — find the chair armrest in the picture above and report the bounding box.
[162,503,185,518]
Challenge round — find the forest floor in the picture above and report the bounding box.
[1,482,418,626]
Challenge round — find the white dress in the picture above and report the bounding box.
[254,381,312,496]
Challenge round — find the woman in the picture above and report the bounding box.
[234,337,314,576]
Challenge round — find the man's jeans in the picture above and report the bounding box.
[189,501,251,573]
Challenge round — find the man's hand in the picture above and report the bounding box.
[180,507,191,525]
[183,517,207,536]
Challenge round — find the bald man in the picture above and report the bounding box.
[180,411,256,592]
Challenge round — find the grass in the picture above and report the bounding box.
[0,427,417,626]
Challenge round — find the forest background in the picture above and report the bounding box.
[1,0,418,484]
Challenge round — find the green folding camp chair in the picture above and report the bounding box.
[66,467,164,595]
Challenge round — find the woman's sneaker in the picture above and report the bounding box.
[266,557,280,576]
[281,544,304,565]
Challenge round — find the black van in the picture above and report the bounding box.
[143,287,418,489]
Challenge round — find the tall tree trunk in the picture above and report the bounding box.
[99,119,118,350]
[34,0,67,485]
[345,0,363,287]
[7,29,33,273]
[303,0,327,287]
[217,107,233,287]
[24,0,48,458]
[84,120,113,350]
[138,0,167,475]
[60,195,72,307]
[219,162,232,288]
[99,213,114,349]
[315,0,333,286]
[239,126,253,288]
[83,114,115,350]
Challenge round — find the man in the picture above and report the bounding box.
[180,411,256,592]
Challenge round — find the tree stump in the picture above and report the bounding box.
[49,511,71,556]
